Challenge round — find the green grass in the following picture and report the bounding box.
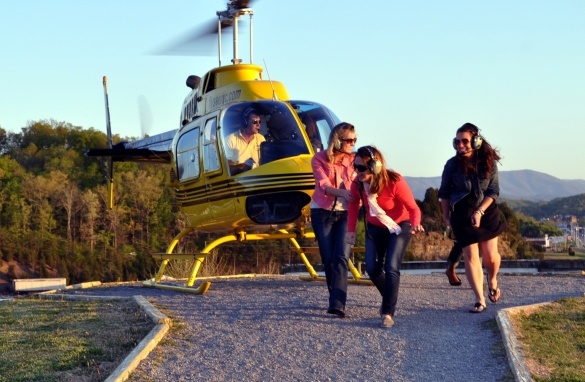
[0,297,154,382]
[542,252,585,260]
[513,296,585,381]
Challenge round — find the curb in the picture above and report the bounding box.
[105,295,170,382]
[496,302,551,382]
[37,291,171,382]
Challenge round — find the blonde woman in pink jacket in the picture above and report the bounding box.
[310,122,357,318]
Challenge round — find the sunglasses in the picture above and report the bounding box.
[251,119,261,125]
[340,138,357,144]
[353,164,369,173]
[454,138,470,145]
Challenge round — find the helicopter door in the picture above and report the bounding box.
[202,117,220,173]
[203,115,236,219]
[176,125,201,181]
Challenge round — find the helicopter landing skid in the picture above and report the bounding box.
[143,279,212,294]
[145,228,329,294]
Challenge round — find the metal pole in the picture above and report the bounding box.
[249,13,253,63]
[218,17,222,67]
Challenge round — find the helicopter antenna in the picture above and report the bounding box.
[217,17,222,67]
[248,11,254,63]
[263,59,278,101]
[102,76,114,209]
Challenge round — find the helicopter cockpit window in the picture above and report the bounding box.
[176,125,201,181]
[289,100,342,152]
[203,117,220,173]
[221,101,310,174]
[301,113,323,152]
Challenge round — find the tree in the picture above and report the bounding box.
[420,187,443,232]
[80,189,100,252]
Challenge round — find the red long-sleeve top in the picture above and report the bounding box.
[347,175,421,233]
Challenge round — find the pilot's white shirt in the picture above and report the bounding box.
[225,130,265,167]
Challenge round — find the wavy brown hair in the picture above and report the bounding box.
[456,122,501,177]
[355,146,400,194]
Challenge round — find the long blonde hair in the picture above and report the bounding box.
[326,122,355,162]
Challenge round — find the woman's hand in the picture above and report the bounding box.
[326,188,354,203]
[471,211,482,228]
[411,225,425,235]
[341,189,354,203]
[345,232,356,245]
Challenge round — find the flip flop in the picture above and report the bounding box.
[488,287,501,303]
[469,302,487,313]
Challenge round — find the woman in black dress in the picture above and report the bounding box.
[438,123,505,313]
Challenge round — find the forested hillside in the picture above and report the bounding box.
[0,121,180,286]
[0,121,550,289]
[505,194,585,221]
[406,171,585,202]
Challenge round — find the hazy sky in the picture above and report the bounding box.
[2,1,584,179]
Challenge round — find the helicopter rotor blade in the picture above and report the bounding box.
[102,76,115,209]
[231,0,253,9]
[150,0,257,56]
[150,19,235,56]
[137,95,153,138]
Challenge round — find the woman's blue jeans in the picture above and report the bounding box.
[311,208,350,311]
[365,221,412,316]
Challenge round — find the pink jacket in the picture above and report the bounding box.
[311,150,356,210]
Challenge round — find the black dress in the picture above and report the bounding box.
[451,194,506,248]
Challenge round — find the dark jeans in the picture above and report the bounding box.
[311,208,350,311]
[365,221,412,316]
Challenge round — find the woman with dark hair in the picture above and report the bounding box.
[345,146,423,328]
[438,123,506,313]
[310,122,357,318]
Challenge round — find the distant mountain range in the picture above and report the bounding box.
[405,170,585,202]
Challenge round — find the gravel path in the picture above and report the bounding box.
[64,273,584,382]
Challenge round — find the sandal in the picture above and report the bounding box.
[488,287,501,303]
[446,267,462,286]
[469,302,487,313]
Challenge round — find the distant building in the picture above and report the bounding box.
[524,234,550,249]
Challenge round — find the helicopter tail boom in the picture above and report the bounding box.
[86,128,177,163]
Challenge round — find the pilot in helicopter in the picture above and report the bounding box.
[226,107,266,175]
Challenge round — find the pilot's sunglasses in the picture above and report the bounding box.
[353,164,369,173]
[340,138,357,144]
[454,138,470,145]
[251,119,261,125]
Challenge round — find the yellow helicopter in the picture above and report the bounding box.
[88,0,366,294]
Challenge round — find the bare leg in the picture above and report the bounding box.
[463,243,485,306]
[481,237,501,293]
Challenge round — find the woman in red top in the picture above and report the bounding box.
[346,146,424,328]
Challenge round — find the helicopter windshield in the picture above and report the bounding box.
[221,101,311,175]
[288,100,342,153]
